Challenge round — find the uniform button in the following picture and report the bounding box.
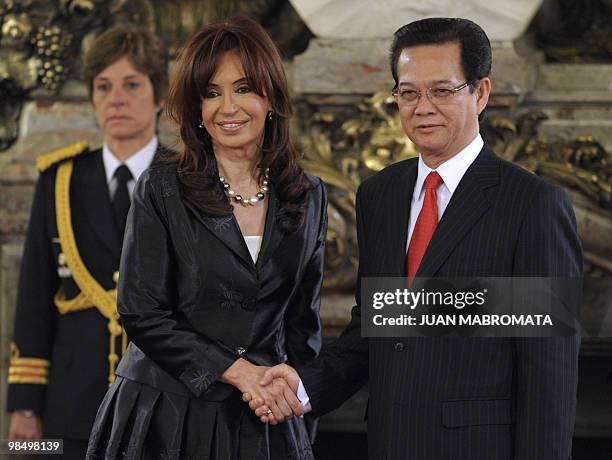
[113,271,120,284]
[394,342,404,352]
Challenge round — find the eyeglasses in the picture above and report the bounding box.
[391,79,479,106]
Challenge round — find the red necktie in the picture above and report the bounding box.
[406,171,444,279]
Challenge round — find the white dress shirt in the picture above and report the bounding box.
[406,134,483,249]
[297,134,485,413]
[103,136,158,199]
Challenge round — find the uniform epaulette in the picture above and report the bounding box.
[36,141,89,172]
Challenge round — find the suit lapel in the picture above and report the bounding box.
[187,203,255,269]
[382,161,418,277]
[416,145,499,277]
[72,149,122,259]
[256,186,283,270]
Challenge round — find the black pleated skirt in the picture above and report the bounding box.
[86,376,314,460]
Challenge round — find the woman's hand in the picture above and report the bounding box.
[220,358,304,424]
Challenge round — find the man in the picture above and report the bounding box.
[6,25,169,459]
[253,18,582,459]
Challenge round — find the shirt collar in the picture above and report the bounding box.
[414,134,484,199]
[103,136,158,184]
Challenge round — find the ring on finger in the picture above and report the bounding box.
[266,409,273,416]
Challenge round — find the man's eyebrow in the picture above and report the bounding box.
[398,79,454,87]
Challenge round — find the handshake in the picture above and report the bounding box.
[223,359,306,425]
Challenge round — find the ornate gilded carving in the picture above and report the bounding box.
[0,0,107,150]
[1,13,33,47]
[534,0,612,62]
[301,92,612,288]
[31,26,72,91]
[60,0,96,15]
[481,112,611,210]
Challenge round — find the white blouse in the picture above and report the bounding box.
[244,236,262,263]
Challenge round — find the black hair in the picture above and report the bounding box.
[389,17,491,88]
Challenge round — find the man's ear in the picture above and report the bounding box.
[476,77,491,116]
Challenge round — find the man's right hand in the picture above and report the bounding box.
[220,358,304,424]
[247,364,302,423]
[8,412,42,439]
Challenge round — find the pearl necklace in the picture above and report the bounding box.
[219,169,269,206]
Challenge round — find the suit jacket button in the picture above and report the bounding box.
[394,342,404,352]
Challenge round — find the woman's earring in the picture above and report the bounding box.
[267,111,273,121]
[197,121,203,129]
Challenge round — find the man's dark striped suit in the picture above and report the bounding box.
[300,144,582,459]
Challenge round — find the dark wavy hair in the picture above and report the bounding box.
[166,15,311,233]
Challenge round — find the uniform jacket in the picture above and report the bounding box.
[7,145,160,439]
[114,161,326,401]
[299,145,582,460]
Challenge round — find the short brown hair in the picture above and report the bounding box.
[167,15,311,232]
[83,24,168,104]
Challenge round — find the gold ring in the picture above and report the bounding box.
[266,409,273,416]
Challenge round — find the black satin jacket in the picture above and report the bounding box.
[115,161,327,400]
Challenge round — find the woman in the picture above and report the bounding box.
[86,15,327,460]
[7,25,168,460]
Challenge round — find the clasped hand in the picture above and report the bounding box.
[243,363,303,424]
[221,359,302,425]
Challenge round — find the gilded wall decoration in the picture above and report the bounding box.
[0,0,111,151]
[301,92,612,289]
[534,0,612,62]
[481,111,611,210]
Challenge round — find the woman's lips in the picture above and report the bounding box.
[217,120,248,133]
[106,115,130,123]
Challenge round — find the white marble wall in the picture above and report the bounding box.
[290,0,543,41]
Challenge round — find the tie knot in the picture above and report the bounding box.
[424,171,443,190]
[114,165,133,183]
